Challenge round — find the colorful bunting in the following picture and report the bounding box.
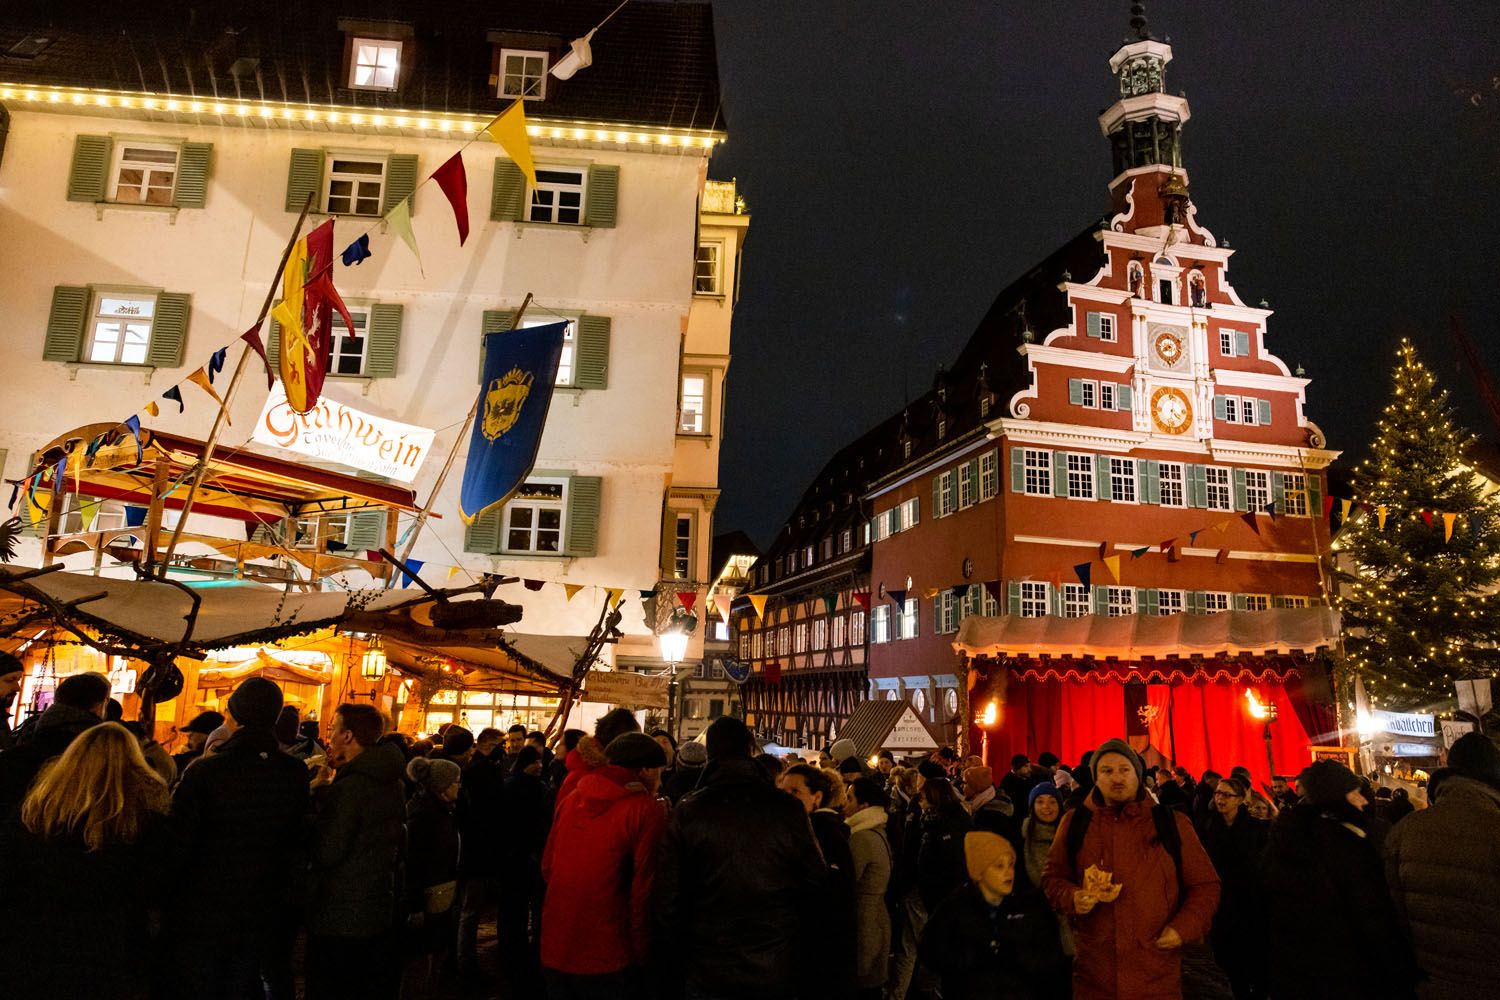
[1102,555,1121,583]
[272,220,355,414]
[605,587,625,608]
[1421,510,1434,529]
[186,368,227,418]
[563,584,583,602]
[1377,505,1388,531]
[949,584,968,598]
[1443,512,1457,542]
[748,594,769,620]
[983,580,1004,604]
[822,594,837,616]
[1129,546,1149,559]
[241,323,275,390]
[677,591,698,613]
[1216,548,1229,564]
[162,386,185,413]
[1340,499,1353,523]
[1322,495,1335,520]
[638,589,655,600]
[1189,530,1201,545]
[400,559,425,589]
[122,415,143,464]
[430,152,470,246]
[715,594,733,623]
[341,234,372,266]
[208,347,228,384]
[447,566,461,580]
[886,588,908,607]
[1241,511,1260,535]
[144,401,159,418]
[1212,519,1231,534]
[1265,502,1278,520]
[524,579,547,591]
[1073,562,1092,588]
[485,100,538,188]
[387,196,422,273]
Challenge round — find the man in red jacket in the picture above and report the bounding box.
[541,731,667,999]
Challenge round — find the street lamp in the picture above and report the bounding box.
[1245,689,1278,784]
[976,699,999,763]
[658,608,696,739]
[361,634,389,683]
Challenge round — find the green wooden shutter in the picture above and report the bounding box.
[1187,465,1207,508]
[67,135,112,202]
[1233,593,1249,612]
[1272,472,1286,515]
[285,148,324,213]
[1068,378,1084,405]
[174,142,213,209]
[1307,470,1324,518]
[585,164,620,228]
[932,476,943,518]
[1234,331,1251,356]
[1142,460,1161,505]
[383,153,418,215]
[43,286,89,362]
[1186,591,1204,615]
[946,469,959,510]
[1094,453,1110,500]
[564,475,603,556]
[1213,395,1229,421]
[1085,312,1102,338]
[1093,586,1110,616]
[575,315,611,389]
[267,318,282,367]
[1117,384,1133,409]
[1007,581,1022,616]
[1232,468,1248,512]
[147,292,190,368]
[1010,447,1026,492]
[1052,451,1068,497]
[344,511,386,550]
[491,159,527,221]
[1271,595,1288,609]
[464,508,503,554]
[363,303,402,378]
[478,309,518,382]
[1142,588,1160,616]
[1257,399,1272,425]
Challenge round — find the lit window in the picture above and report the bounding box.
[840,529,852,552]
[520,316,577,386]
[850,611,865,645]
[695,242,722,294]
[812,618,827,650]
[110,144,178,205]
[680,372,708,433]
[871,605,891,644]
[1205,467,1232,511]
[936,471,954,517]
[751,632,764,659]
[1202,592,1230,614]
[528,167,586,225]
[979,452,998,499]
[821,537,833,561]
[673,514,692,580]
[1106,587,1136,617]
[1157,590,1184,616]
[500,49,549,100]
[329,306,371,375]
[793,622,808,653]
[325,155,384,216]
[832,615,847,648]
[1019,582,1048,618]
[1067,453,1094,500]
[349,38,402,91]
[980,396,992,418]
[713,621,729,642]
[777,627,790,657]
[1280,595,1310,609]
[502,479,565,553]
[1283,473,1309,516]
[900,498,920,530]
[1110,458,1137,503]
[1159,462,1185,507]
[1023,449,1051,496]
[958,463,975,508]
[1062,583,1090,618]
[86,292,156,365]
[1243,594,1271,612]
[897,598,919,639]
[1244,470,1270,512]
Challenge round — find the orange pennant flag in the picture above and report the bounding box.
[1377,505,1388,530]
[714,594,732,623]
[748,594,768,620]
[1213,519,1231,534]
[1443,512,1457,542]
[1102,554,1121,584]
[605,587,624,608]
[563,583,583,602]
[145,401,159,418]
[186,368,228,422]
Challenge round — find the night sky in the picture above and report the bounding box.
[707,1,1500,547]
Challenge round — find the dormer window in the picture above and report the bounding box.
[500,49,549,100]
[349,38,402,91]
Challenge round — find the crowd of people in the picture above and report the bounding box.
[0,650,1497,1000]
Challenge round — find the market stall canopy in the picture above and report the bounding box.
[198,647,336,688]
[838,698,939,757]
[382,631,583,695]
[954,607,1341,660]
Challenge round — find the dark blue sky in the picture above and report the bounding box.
[707,1,1500,547]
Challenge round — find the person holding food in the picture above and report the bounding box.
[1041,739,1221,1000]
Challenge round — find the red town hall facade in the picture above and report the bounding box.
[738,15,1341,781]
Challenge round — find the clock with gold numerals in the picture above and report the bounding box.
[1150,386,1193,435]
[1153,329,1184,366]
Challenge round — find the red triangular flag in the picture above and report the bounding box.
[1241,511,1261,535]
[852,591,871,612]
[524,579,546,591]
[1421,510,1434,528]
[241,322,274,389]
[431,152,470,246]
[677,590,697,613]
[1322,494,1335,520]
[983,580,1004,604]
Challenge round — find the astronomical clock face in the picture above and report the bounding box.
[1147,322,1189,372]
[1150,386,1193,435]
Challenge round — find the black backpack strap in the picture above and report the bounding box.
[1151,803,1185,907]
[1063,801,1094,880]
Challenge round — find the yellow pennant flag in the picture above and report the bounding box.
[748,593,768,620]
[1102,555,1121,584]
[186,368,228,421]
[1213,519,1231,534]
[79,500,98,533]
[447,565,461,580]
[605,587,624,608]
[1339,498,1352,522]
[145,401,159,418]
[922,587,941,600]
[1377,505,1388,531]
[485,100,537,189]
[1443,512,1457,542]
[563,583,583,602]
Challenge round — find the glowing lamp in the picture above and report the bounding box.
[980,700,998,728]
[360,634,389,682]
[1244,689,1268,721]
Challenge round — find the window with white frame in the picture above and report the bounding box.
[1243,594,1271,612]
[900,497,920,530]
[937,418,947,439]
[1100,382,1116,411]
[1067,453,1095,500]
[86,292,156,365]
[802,544,814,567]
[871,605,890,644]
[961,584,999,619]
[1205,467,1232,510]
[325,155,384,216]
[1203,592,1230,614]
[1222,394,1241,424]
[1219,330,1234,355]
[672,514,693,580]
[980,396,992,418]
[751,632,764,659]
[793,622,808,653]
[832,614,847,648]
[774,627,789,657]
[499,48,548,99]
[109,143,178,205]
[695,242,722,295]
[1244,470,1270,512]
[1106,587,1136,617]
[1279,595,1310,608]
[1160,462,1185,507]
[1098,314,1116,341]
[680,372,708,433]
[519,316,578,386]
[1020,582,1049,618]
[1062,583,1090,618]
[1080,380,1097,408]
[502,479,565,553]
[935,591,960,633]
[1024,449,1051,496]
[713,621,729,642]
[329,305,371,375]
[1157,589,1185,615]
[897,598,919,639]
[821,537,833,561]
[979,451,998,499]
[958,464,975,509]
[812,618,827,650]
[1283,472,1309,516]
[1110,458,1137,503]
[1240,398,1258,425]
[840,528,852,553]
[528,167,585,225]
[349,38,402,90]
[850,611,866,645]
[936,471,954,517]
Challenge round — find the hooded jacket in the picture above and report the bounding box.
[0,702,101,817]
[1385,775,1500,999]
[541,765,665,975]
[308,740,406,937]
[553,735,609,814]
[847,805,893,988]
[1042,789,1221,1000]
[921,882,1069,1000]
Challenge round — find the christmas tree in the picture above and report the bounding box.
[1337,339,1500,708]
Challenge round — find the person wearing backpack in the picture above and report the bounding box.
[1041,739,1220,1000]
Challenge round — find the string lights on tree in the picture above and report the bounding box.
[1335,339,1500,707]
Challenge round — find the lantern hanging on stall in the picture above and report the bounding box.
[361,634,389,682]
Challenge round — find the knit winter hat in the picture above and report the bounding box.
[829,738,857,763]
[182,710,225,735]
[0,651,23,678]
[606,731,667,769]
[1028,781,1060,813]
[1447,732,1500,788]
[227,677,283,729]
[408,756,462,796]
[1091,738,1144,783]
[442,725,475,757]
[964,830,1015,881]
[1297,759,1360,806]
[676,739,708,767]
[917,759,948,781]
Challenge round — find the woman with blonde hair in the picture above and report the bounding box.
[0,721,174,999]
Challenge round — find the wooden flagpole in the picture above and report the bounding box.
[386,292,533,588]
[156,193,315,578]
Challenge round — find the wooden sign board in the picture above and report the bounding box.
[884,706,939,751]
[583,669,669,710]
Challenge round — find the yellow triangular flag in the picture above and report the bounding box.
[485,100,537,188]
[922,587,941,599]
[748,593,768,620]
[1102,555,1121,584]
[605,587,624,608]
[79,500,98,533]
[447,565,461,580]
[563,583,583,602]
[1443,512,1457,542]
[186,368,228,417]
[387,196,423,274]
[145,401,159,418]
[1377,505,1388,531]
[1339,498,1352,521]
[1213,519,1231,534]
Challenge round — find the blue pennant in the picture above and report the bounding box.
[341,234,372,266]
[208,347,228,384]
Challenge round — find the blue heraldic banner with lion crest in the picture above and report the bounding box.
[460,320,568,523]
